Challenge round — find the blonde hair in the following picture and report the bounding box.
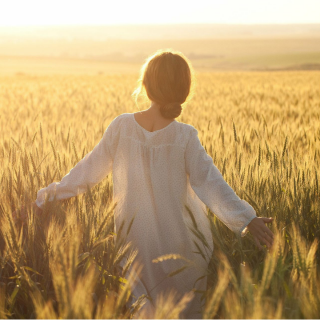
[132,49,194,119]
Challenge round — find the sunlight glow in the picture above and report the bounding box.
[1,0,320,26]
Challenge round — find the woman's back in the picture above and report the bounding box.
[107,112,213,318]
[104,112,255,318]
[133,109,176,133]
[110,112,212,248]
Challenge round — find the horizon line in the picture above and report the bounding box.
[1,22,320,28]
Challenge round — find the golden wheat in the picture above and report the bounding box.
[0,71,319,318]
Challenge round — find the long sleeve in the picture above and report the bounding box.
[185,128,256,237]
[35,120,115,209]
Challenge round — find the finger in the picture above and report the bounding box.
[262,217,273,224]
[263,225,275,239]
[253,236,263,250]
[262,232,274,246]
[258,234,272,248]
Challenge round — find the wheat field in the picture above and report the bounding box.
[0,71,319,318]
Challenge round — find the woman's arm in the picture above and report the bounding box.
[35,119,115,209]
[185,127,274,248]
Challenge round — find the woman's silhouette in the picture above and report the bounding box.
[30,49,274,318]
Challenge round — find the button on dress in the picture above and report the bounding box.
[36,113,256,318]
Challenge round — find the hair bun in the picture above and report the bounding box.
[160,102,182,119]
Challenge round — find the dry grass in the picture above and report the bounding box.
[0,71,319,318]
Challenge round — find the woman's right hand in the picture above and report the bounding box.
[247,217,274,250]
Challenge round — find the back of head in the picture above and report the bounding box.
[133,49,194,119]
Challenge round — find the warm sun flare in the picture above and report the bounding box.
[1,0,320,26]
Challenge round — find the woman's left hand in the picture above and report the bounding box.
[247,217,274,250]
[12,202,42,224]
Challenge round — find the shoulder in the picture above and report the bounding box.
[176,121,199,137]
[172,121,199,149]
[111,113,132,125]
[107,113,132,131]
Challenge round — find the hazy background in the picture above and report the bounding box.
[1,0,320,74]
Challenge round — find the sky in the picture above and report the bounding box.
[0,0,320,26]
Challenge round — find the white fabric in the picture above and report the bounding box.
[36,113,256,318]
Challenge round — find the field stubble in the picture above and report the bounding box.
[0,71,319,318]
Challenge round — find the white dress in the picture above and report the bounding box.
[36,113,256,318]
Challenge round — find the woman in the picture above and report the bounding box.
[26,49,274,318]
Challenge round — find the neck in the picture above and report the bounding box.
[139,101,175,122]
[146,101,162,116]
